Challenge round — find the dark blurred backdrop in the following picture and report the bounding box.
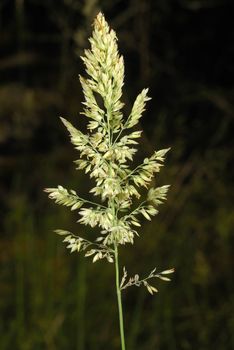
[0,1,234,349]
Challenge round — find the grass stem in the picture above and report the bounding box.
[114,244,126,350]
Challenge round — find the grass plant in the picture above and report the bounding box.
[45,12,174,350]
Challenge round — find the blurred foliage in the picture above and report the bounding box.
[0,0,233,349]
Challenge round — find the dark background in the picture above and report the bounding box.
[0,0,233,349]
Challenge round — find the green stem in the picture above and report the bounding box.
[113,111,133,146]
[114,244,126,350]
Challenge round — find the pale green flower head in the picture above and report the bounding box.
[45,12,171,262]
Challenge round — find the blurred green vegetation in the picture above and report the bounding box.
[0,0,233,349]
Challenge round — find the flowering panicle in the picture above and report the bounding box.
[45,12,174,294]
